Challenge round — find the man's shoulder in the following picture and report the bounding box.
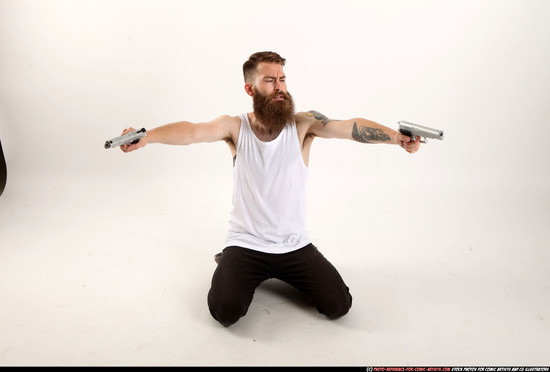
[295,111,312,125]
[208,114,242,133]
[295,111,320,130]
[213,114,242,124]
[295,110,329,123]
[294,111,307,121]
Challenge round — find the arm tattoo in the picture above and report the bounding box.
[352,122,391,143]
[305,110,339,127]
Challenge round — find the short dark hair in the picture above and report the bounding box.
[243,51,286,83]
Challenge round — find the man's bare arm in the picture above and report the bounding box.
[297,110,420,153]
[120,115,238,153]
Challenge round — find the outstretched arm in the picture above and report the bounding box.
[298,110,420,153]
[120,115,238,153]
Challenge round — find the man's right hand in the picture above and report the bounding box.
[120,127,148,153]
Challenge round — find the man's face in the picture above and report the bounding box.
[248,62,295,132]
[251,62,288,98]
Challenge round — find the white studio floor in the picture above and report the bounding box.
[0,166,548,367]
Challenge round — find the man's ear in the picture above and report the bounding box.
[244,83,254,97]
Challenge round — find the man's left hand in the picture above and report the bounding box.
[401,136,421,154]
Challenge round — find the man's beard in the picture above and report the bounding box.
[253,90,296,134]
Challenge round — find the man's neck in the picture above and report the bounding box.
[248,112,287,142]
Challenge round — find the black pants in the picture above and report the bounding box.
[207,243,352,326]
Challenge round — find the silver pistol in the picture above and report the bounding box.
[398,121,444,143]
[104,128,146,149]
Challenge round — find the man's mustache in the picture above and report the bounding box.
[257,90,292,101]
[271,91,291,100]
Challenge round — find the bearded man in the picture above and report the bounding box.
[120,51,421,327]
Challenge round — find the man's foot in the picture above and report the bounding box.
[214,252,223,264]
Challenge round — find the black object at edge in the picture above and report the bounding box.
[0,138,7,197]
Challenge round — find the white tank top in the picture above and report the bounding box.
[225,113,311,253]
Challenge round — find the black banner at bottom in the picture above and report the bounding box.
[367,368,549,372]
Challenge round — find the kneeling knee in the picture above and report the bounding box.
[212,312,240,327]
[208,294,249,327]
[325,304,351,320]
[320,294,353,320]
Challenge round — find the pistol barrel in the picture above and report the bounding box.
[104,128,146,149]
[398,121,444,141]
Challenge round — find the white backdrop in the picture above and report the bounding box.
[1,0,549,366]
